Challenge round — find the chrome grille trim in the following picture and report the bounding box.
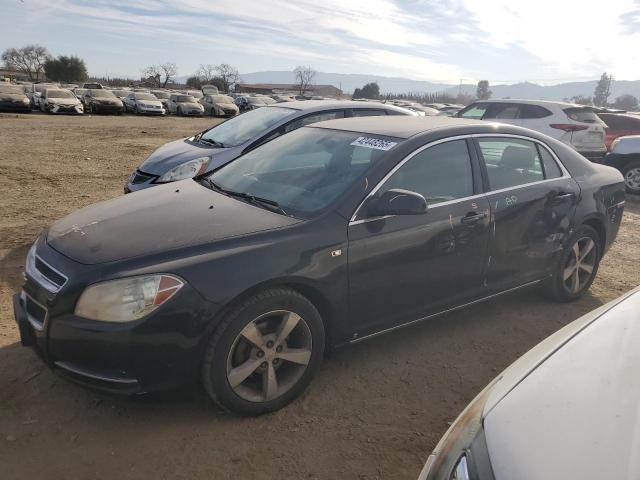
[26,252,68,293]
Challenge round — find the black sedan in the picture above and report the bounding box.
[14,117,625,415]
[0,84,31,112]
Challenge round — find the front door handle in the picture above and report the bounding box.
[461,212,487,225]
[554,192,575,199]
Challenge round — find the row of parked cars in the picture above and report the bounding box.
[11,92,636,478]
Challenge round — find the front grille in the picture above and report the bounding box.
[27,251,68,293]
[24,294,47,330]
[131,170,155,184]
[35,257,66,286]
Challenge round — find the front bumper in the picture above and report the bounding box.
[13,242,218,395]
[48,104,84,114]
[0,100,31,112]
[91,103,123,114]
[137,105,165,115]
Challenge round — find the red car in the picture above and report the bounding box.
[597,112,640,150]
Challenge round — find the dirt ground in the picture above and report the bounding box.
[1,112,638,480]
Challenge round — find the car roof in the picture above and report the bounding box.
[470,98,588,109]
[309,115,487,139]
[269,100,411,114]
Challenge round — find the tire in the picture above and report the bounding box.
[122,103,127,113]
[201,288,325,416]
[622,160,640,195]
[543,224,601,302]
[177,106,183,117]
[135,104,140,115]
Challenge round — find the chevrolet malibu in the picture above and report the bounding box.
[419,286,640,480]
[14,117,625,415]
[125,100,414,192]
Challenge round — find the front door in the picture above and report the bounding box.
[476,136,580,292]
[347,139,491,338]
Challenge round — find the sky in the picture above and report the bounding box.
[1,0,640,85]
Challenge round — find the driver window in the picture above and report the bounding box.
[377,140,474,205]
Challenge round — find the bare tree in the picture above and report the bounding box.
[159,62,177,88]
[141,63,177,88]
[196,64,217,83]
[2,44,51,81]
[214,64,240,92]
[293,65,316,95]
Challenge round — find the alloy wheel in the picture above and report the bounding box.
[562,236,597,294]
[226,310,313,403]
[624,167,640,192]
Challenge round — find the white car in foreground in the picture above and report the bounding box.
[419,286,640,480]
[458,100,607,160]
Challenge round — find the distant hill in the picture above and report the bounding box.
[234,71,640,101]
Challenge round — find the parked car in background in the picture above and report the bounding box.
[27,83,58,109]
[602,135,640,194]
[150,90,171,109]
[419,286,639,480]
[185,89,204,100]
[167,94,204,116]
[125,100,415,192]
[235,95,270,111]
[15,117,624,416]
[271,94,295,103]
[596,112,640,150]
[0,84,31,112]
[201,84,219,96]
[110,89,131,101]
[40,88,83,114]
[73,88,88,102]
[122,92,165,115]
[81,82,103,89]
[200,94,239,117]
[84,89,124,114]
[458,100,607,161]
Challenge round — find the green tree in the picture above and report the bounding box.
[353,82,380,99]
[186,76,202,89]
[476,80,492,100]
[593,72,613,107]
[612,94,639,111]
[44,55,88,83]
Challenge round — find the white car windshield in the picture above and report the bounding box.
[199,106,295,147]
[135,93,157,101]
[47,90,75,99]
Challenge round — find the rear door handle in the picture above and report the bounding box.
[461,212,487,224]
[554,192,575,199]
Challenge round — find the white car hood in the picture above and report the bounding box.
[484,289,640,480]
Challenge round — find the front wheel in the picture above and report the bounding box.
[201,288,325,416]
[543,225,601,302]
[622,160,640,195]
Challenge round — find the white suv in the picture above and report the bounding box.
[458,99,607,160]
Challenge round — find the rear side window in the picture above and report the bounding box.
[538,146,562,179]
[351,109,386,117]
[564,108,599,124]
[284,111,345,132]
[458,103,488,119]
[519,104,553,119]
[379,140,474,204]
[478,138,544,190]
[484,103,521,119]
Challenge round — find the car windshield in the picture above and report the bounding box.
[564,107,600,124]
[206,127,395,217]
[212,95,233,103]
[0,86,23,94]
[177,95,197,102]
[152,91,170,99]
[200,106,295,147]
[135,93,157,100]
[47,90,75,99]
[92,90,116,98]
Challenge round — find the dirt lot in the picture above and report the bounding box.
[1,112,638,480]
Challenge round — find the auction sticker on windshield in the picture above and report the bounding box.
[351,137,398,151]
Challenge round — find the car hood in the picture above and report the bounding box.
[137,100,163,107]
[47,178,299,264]
[217,102,237,109]
[178,102,202,109]
[138,138,234,175]
[49,98,80,105]
[483,288,640,480]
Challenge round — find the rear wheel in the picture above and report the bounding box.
[201,288,325,416]
[622,160,640,195]
[543,225,601,302]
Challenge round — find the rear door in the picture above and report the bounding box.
[475,136,580,292]
[348,138,491,337]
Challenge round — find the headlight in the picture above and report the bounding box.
[75,274,184,322]
[157,157,209,183]
[23,97,30,104]
[417,379,498,480]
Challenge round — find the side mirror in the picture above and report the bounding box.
[367,189,427,217]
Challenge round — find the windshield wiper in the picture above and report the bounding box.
[199,137,226,148]
[200,179,288,216]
